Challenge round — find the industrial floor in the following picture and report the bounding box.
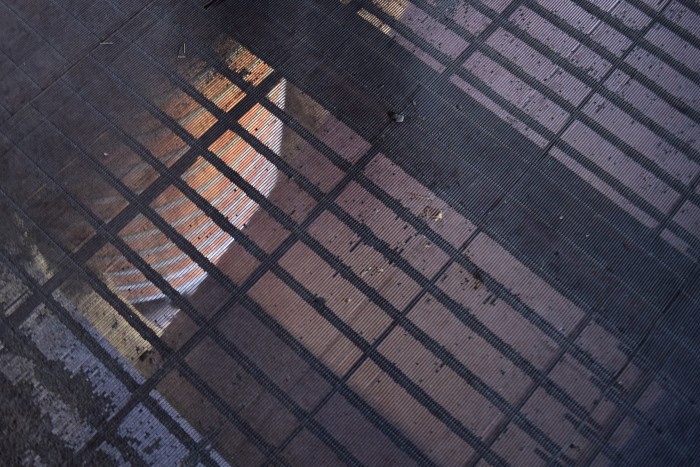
[1,0,699,465]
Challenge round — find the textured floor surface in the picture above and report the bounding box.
[1,0,699,465]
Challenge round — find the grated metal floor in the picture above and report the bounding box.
[1,0,699,465]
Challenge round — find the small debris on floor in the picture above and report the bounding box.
[177,42,186,59]
[360,266,385,277]
[423,205,443,221]
[389,112,405,123]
